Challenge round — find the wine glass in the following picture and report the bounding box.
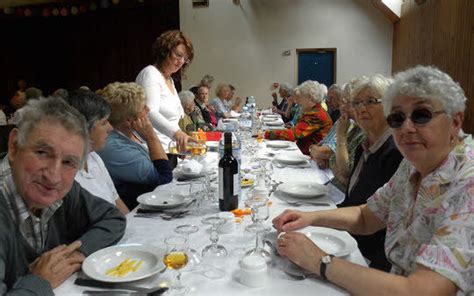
[188,179,206,215]
[244,189,270,233]
[259,159,274,188]
[244,196,271,262]
[163,236,189,295]
[201,216,227,258]
[174,224,200,270]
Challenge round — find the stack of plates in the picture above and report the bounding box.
[266,140,292,149]
[137,192,188,209]
[274,153,310,165]
[278,181,328,198]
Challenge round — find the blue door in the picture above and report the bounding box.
[297,50,335,87]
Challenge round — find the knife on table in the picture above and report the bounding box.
[75,278,168,294]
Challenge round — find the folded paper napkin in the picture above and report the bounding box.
[230,110,241,118]
[181,159,203,174]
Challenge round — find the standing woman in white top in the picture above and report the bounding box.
[66,90,130,215]
[136,30,194,152]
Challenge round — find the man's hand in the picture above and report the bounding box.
[29,240,84,288]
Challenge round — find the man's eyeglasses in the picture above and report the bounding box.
[386,108,446,129]
[172,51,190,64]
[351,98,382,109]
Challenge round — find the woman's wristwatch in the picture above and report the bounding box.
[320,254,334,281]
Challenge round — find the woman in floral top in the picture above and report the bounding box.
[272,66,473,295]
[265,80,332,155]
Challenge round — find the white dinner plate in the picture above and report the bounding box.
[262,114,278,119]
[265,126,286,130]
[262,116,278,122]
[274,153,310,165]
[305,227,358,257]
[278,181,328,199]
[264,121,284,127]
[137,192,187,209]
[266,140,292,149]
[222,118,238,123]
[82,244,166,283]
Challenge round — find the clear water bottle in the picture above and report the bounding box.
[239,106,252,131]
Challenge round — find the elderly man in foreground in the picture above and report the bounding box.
[0,97,126,295]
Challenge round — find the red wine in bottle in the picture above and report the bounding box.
[218,132,239,211]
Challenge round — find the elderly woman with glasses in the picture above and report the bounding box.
[136,30,194,152]
[272,66,473,295]
[333,75,404,271]
[265,80,333,155]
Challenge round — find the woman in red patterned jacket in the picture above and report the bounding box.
[265,80,333,155]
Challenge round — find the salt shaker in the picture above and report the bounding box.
[239,255,267,287]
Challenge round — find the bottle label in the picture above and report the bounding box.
[219,167,224,200]
[218,168,240,200]
[234,173,240,195]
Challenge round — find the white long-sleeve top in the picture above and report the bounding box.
[136,65,184,148]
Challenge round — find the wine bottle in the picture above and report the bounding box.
[218,132,239,211]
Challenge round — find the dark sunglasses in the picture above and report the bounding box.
[386,108,446,128]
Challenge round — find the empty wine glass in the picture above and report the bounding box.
[259,159,274,188]
[244,196,271,262]
[244,189,270,234]
[201,216,227,258]
[174,224,200,270]
[188,179,206,215]
[163,235,189,295]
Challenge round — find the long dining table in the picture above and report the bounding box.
[55,138,366,296]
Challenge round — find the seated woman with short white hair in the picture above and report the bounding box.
[265,80,333,155]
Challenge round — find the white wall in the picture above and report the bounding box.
[180,0,393,107]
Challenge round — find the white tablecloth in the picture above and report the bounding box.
[55,141,364,295]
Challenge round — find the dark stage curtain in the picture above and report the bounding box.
[0,0,179,109]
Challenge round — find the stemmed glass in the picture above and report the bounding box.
[259,159,274,188]
[244,196,271,262]
[201,216,227,258]
[163,236,189,295]
[244,189,270,234]
[174,224,200,270]
[188,179,207,215]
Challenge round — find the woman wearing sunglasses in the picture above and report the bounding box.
[136,30,194,152]
[272,66,472,295]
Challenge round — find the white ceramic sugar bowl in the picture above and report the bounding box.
[239,255,268,287]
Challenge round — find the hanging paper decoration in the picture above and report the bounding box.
[100,0,110,9]
[89,2,98,11]
[42,8,51,17]
[24,8,32,17]
[60,7,68,16]
[4,7,15,15]
[15,8,24,16]
[1,0,149,18]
